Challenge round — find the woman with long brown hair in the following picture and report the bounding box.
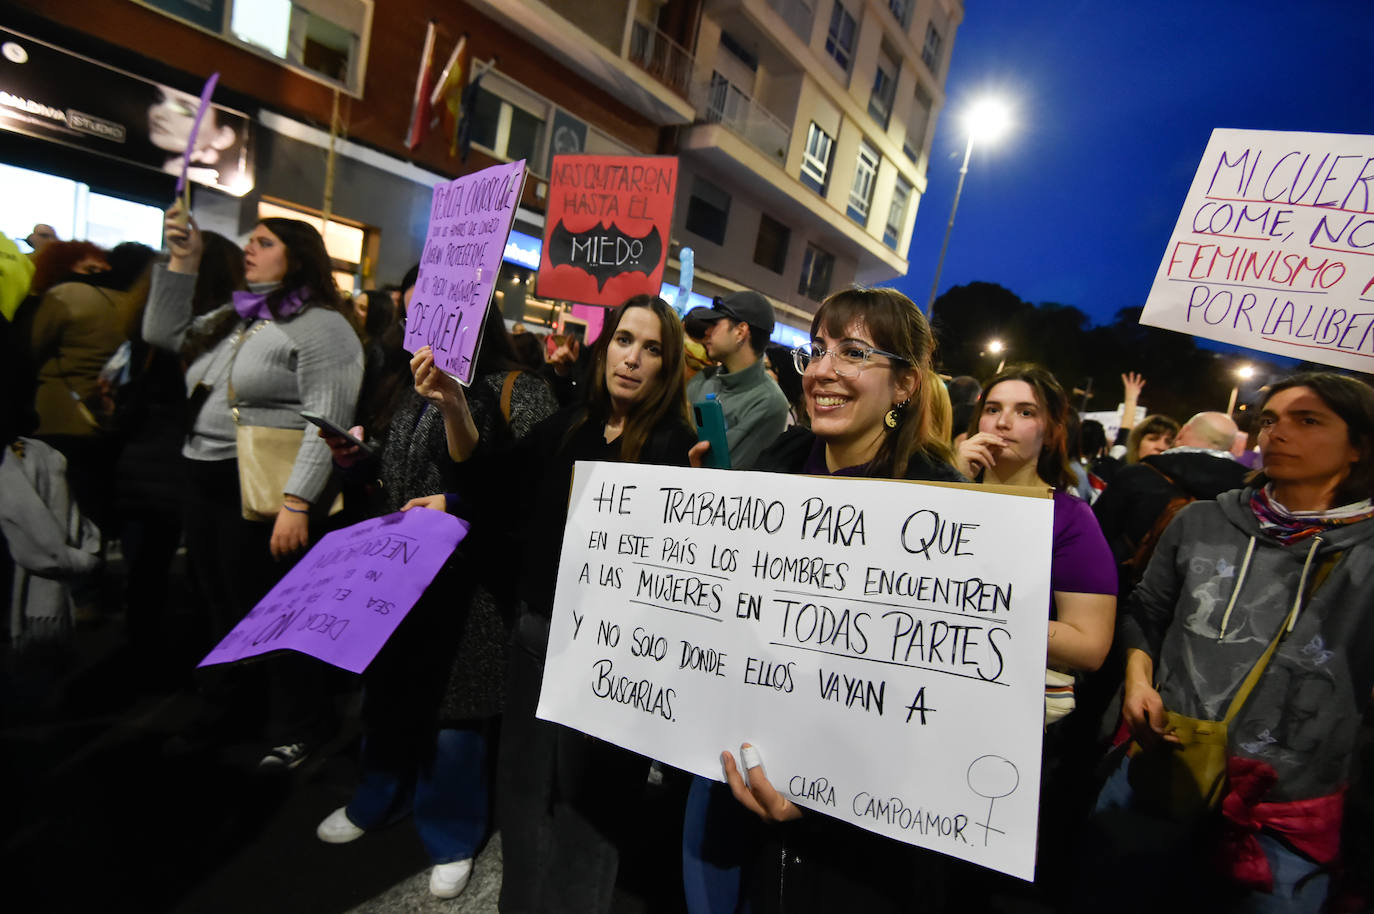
[703,287,965,914]
[405,293,696,909]
[145,206,362,766]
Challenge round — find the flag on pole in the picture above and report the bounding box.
[456,59,494,163]
[429,34,468,157]
[405,20,437,151]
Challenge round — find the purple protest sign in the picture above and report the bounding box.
[176,72,219,196]
[403,159,527,385]
[199,508,469,674]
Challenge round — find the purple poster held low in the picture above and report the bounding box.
[199,508,469,674]
[403,159,527,385]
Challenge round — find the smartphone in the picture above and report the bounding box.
[300,410,374,454]
[692,394,731,469]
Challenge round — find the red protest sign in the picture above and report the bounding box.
[537,154,678,307]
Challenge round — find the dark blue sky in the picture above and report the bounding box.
[890,0,1374,330]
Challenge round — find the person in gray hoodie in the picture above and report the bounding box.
[1083,372,1374,914]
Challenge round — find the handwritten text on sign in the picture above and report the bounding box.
[536,155,678,307]
[538,463,1052,880]
[1141,128,1374,370]
[404,159,526,385]
[199,509,469,673]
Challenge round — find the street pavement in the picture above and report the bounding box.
[0,556,686,914]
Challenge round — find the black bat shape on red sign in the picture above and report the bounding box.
[546,220,663,291]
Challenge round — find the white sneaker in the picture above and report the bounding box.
[428,859,473,899]
[316,807,366,844]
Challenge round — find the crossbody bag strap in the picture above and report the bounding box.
[224,320,265,424]
[1222,551,1342,724]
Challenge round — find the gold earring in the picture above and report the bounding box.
[885,398,912,429]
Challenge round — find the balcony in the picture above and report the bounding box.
[764,0,815,43]
[463,0,696,125]
[690,75,791,165]
[628,20,695,97]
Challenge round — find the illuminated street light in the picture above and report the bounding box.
[985,338,1007,372]
[925,97,1013,316]
[1226,363,1255,416]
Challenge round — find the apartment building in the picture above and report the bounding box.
[471,0,963,338]
[3,0,960,339]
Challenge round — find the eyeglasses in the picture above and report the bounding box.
[792,344,908,378]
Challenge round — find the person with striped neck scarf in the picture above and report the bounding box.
[1084,372,1374,914]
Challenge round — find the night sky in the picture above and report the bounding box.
[890,0,1374,337]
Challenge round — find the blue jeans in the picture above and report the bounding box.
[346,723,488,864]
[682,776,757,914]
[1090,757,1329,914]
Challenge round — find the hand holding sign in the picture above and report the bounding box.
[403,160,527,385]
[200,508,469,673]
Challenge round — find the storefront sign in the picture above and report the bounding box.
[537,154,678,307]
[539,462,1053,879]
[1141,128,1374,370]
[0,27,254,195]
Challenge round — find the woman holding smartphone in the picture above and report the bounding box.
[406,294,696,913]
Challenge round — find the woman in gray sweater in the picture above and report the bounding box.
[145,205,362,767]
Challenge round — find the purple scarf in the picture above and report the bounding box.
[232,287,308,321]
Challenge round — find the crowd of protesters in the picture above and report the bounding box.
[2,209,1372,914]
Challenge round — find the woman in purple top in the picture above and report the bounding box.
[955,364,1116,673]
[954,363,1117,901]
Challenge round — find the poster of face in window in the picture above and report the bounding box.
[537,154,678,308]
[0,28,254,196]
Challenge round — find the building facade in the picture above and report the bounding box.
[2,0,960,340]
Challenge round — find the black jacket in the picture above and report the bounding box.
[1093,450,1249,586]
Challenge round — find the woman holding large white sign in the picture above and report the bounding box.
[407,294,697,913]
[711,287,967,913]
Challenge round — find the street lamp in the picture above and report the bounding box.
[986,338,1006,373]
[1226,364,1255,416]
[925,97,1012,316]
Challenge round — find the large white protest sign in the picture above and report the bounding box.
[1141,128,1374,370]
[537,462,1053,880]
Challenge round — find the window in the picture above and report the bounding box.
[888,0,913,29]
[801,122,835,195]
[798,244,835,301]
[685,177,731,245]
[468,86,547,170]
[147,0,373,93]
[719,31,759,72]
[869,52,898,127]
[754,214,790,274]
[885,176,911,249]
[904,83,934,163]
[922,22,944,72]
[824,3,857,72]
[847,141,879,224]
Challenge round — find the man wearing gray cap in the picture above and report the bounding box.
[684,290,790,468]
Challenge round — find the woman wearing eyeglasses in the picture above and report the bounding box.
[690,287,964,914]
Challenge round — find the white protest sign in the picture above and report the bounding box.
[537,462,1053,880]
[1141,128,1374,370]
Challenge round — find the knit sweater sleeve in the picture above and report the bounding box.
[282,309,364,503]
[508,373,560,440]
[142,264,197,353]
